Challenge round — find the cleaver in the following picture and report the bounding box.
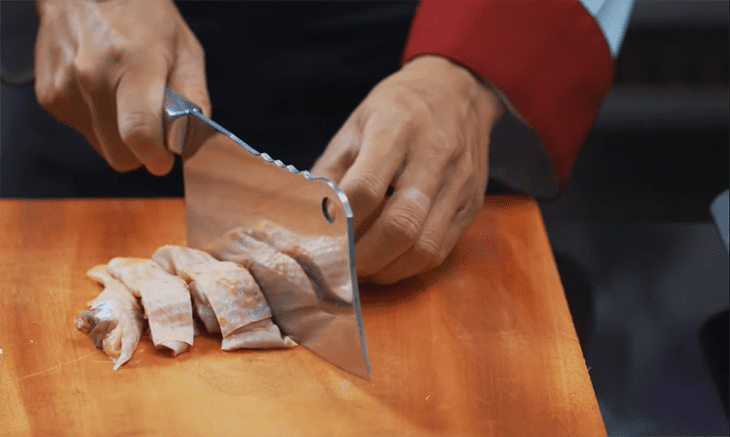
[163,88,370,380]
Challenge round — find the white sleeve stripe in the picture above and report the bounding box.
[711,190,729,253]
[579,0,636,58]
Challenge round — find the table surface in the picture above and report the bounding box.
[0,196,605,437]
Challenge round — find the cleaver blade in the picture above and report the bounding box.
[163,88,370,380]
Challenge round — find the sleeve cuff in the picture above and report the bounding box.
[402,0,615,197]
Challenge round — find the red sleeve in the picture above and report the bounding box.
[401,0,614,193]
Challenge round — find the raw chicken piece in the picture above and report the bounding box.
[245,220,353,304]
[75,265,144,370]
[152,245,295,349]
[222,319,296,350]
[151,246,221,333]
[107,258,194,356]
[206,230,320,312]
[206,229,322,341]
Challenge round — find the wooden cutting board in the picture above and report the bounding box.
[0,196,605,437]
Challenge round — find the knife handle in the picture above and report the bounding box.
[163,88,202,156]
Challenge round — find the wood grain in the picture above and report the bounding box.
[0,197,605,437]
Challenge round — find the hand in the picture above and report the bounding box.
[34,0,210,175]
[311,55,505,284]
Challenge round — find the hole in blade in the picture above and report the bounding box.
[322,197,334,224]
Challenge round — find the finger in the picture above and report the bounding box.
[310,124,360,185]
[337,116,410,233]
[33,26,60,112]
[353,152,446,277]
[365,201,459,285]
[116,58,173,176]
[65,89,104,158]
[45,57,108,159]
[34,4,105,158]
[38,68,101,153]
[167,35,211,118]
[366,186,478,285]
[74,58,142,173]
[70,0,142,172]
[353,199,385,243]
[34,9,84,126]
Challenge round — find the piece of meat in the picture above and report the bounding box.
[152,245,294,349]
[189,267,271,334]
[222,319,296,350]
[245,220,353,305]
[75,265,145,370]
[151,245,222,333]
[206,229,321,340]
[107,257,194,356]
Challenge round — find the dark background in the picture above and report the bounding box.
[1,1,728,435]
[538,2,729,435]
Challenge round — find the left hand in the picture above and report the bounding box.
[311,54,505,284]
[33,0,210,175]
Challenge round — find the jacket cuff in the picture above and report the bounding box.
[402,0,614,194]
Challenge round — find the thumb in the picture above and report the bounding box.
[310,125,359,185]
[167,40,211,118]
[116,57,173,176]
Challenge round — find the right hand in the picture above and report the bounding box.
[34,0,211,175]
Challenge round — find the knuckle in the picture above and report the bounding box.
[71,40,127,88]
[70,59,100,89]
[107,38,128,64]
[400,92,428,114]
[349,172,385,208]
[119,111,159,146]
[397,95,430,127]
[372,85,426,120]
[383,205,424,245]
[35,83,57,111]
[179,22,205,53]
[188,38,206,59]
[36,72,74,117]
[427,134,456,163]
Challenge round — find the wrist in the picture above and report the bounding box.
[447,59,507,124]
[473,77,507,124]
[404,54,506,124]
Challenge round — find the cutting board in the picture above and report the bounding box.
[0,196,605,436]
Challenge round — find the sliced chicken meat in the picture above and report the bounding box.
[107,257,194,356]
[75,265,145,370]
[152,245,294,349]
[206,229,321,340]
[223,319,296,350]
[151,245,219,332]
[245,220,353,304]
